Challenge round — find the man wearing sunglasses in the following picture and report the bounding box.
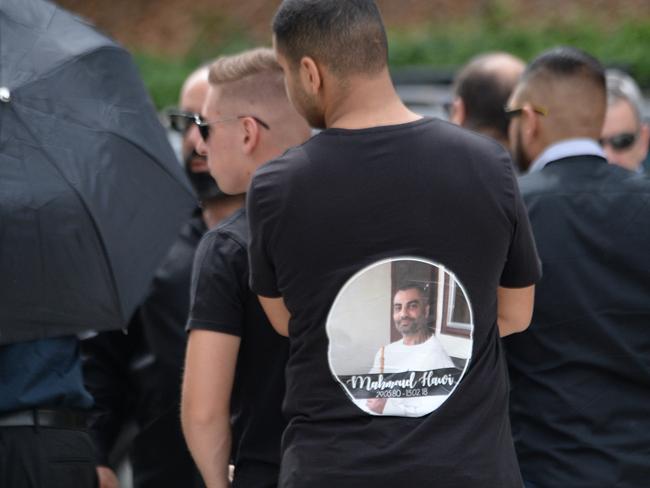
[600,69,649,173]
[504,47,650,488]
[86,65,244,488]
[181,48,310,488]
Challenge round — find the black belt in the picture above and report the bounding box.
[0,409,88,429]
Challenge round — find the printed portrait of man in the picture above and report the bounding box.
[365,283,455,416]
[326,258,473,418]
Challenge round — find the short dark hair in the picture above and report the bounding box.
[394,283,428,302]
[272,0,388,76]
[523,46,605,92]
[454,53,523,139]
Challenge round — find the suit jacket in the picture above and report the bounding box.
[505,155,650,488]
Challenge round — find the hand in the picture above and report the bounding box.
[366,397,387,414]
[96,466,120,488]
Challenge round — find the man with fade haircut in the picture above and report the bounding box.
[600,69,649,173]
[504,47,650,487]
[246,1,541,486]
[449,52,526,149]
[181,47,310,488]
[85,63,243,488]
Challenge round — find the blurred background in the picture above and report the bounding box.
[56,0,650,111]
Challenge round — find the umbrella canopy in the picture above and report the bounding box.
[0,0,197,344]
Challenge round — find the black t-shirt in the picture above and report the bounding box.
[187,208,288,488]
[247,117,541,488]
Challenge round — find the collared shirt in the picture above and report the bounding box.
[529,138,606,173]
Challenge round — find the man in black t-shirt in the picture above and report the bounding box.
[246,1,541,487]
[181,48,310,488]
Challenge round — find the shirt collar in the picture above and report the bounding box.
[529,138,606,173]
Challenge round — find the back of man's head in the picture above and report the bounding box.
[208,48,284,101]
[452,52,525,144]
[272,0,388,78]
[515,46,606,141]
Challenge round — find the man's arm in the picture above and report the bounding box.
[497,285,535,337]
[258,296,290,337]
[181,329,241,488]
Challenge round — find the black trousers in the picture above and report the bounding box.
[0,426,97,488]
[130,407,205,488]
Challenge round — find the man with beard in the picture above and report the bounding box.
[84,65,244,488]
[365,284,454,416]
[504,47,650,487]
[246,1,541,486]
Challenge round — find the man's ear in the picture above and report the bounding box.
[299,56,322,96]
[517,102,547,166]
[450,98,466,126]
[520,104,541,144]
[240,116,261,156]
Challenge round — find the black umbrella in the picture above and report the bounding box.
[0,0,196,344]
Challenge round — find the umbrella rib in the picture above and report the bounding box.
[12,46,193,198]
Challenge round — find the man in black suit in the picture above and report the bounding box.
[504,46,650,488]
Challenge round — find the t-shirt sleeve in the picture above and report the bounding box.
[246,171,282,298]
[186,230,247,336]
[500,176,543,288]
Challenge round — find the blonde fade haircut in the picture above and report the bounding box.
[207,48,286,113]
[206,47,309,150]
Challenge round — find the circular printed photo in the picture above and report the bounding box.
[326,257,474,417]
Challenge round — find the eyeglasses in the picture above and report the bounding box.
[598,132,638,152]
[164,108,199,134]
[504,105,549,120]
[196,115,270,142]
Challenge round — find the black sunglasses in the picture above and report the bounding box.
[164,109,199,134]
[598,132,638,152]
[197,115,270,142]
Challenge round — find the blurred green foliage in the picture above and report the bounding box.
[389,15,650,85]
[134,8,260,109]
[135,9,650,109]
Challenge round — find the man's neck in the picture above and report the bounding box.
[402,330,432,346]
[201,194,245,230]
[325,70,421,130]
